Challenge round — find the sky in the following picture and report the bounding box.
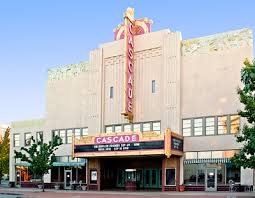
[0,0,255,124]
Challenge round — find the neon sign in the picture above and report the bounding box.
[122,8,135,121]
[94,134,139,144]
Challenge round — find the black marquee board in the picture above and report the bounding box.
[171,136,183,151]
[74,140,164,153]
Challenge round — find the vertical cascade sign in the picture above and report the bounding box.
[122,8,135,122]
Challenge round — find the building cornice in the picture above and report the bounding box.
[182,28,253,56]
[47,61,88,82]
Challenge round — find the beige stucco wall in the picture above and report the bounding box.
[184,135,241,152]
[181,47,253,119]
[181,29,253,152]
[46,68,89,132]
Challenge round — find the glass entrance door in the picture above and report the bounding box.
[143,168,160,188]
[205,168,217,191]
[136,169,143,189]
[64,170,72,189]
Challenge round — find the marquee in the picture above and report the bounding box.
[73,129,183,158]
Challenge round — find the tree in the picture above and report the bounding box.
[14,135,62,191]
[0,127,10,184]
[231,58,255,169]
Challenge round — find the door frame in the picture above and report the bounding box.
[64,169,72,190]
[205,168,217,191]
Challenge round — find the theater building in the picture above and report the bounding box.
[9,8,254,191]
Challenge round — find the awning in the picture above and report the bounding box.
[15,162,31,167]
[184,158,231,164]
[52,162,86,167]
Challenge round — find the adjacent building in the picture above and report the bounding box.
[9,8,254,191]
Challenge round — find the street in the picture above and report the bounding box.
[0,189,254,198]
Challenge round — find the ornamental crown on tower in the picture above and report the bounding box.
[113,7,153,41]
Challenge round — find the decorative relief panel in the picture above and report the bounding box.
[48,61,88,82]
[182,28,253,56]
[104,56,123,67]
[103,48,162,65]
[11,119,45,129]
[134,47,161,60]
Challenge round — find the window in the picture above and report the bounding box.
[114,125,122,132]
[198,151,211,159]
[51,166,59,182]
[206,117,215,135]
[59,156,68,162]
[230,115,240,134]
[145,170,150,185]
[165,169,176,185]
[69,156,77,162]
[217,164,225,184]
[14,134,20,147]
[152,122,160,132]
[223,150,239,158]
[15,158,21,163]
[184,164,197,184]
[53,130,59,137]
[152,169,157,185]
[66,129,73,144]
[110,86,114,98]
[194,118,203,136]
[226,164,240,183]
[74,128,81,139]
[182,119,191,136]
[184,163,239,186]
[24,133,31,146]
[211,151,223,158]
[133,123,141,132]
[59,130,66,144]
[185,152,197,159]
[36,132,43,143]
[82,128,88,136]
[218,116,228,134]
[90,170,98,184]
[124,124,131,132]
[152,80,156,93]
[142,123,150,132]
[182,114,240,137]
[197,164,205,184]
[105,126,113,133]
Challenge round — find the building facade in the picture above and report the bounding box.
[9,8,254,191]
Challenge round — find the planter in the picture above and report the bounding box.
[54,185,60,190]
[179,185,185,192]
[81,185,87,191]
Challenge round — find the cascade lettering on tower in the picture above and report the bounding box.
[117,8,152,122]
[122,8,135,122]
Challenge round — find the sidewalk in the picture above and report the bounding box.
[0,187,254,198]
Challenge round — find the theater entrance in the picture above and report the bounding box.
[115,168,162,189]
[100,157,162,190]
